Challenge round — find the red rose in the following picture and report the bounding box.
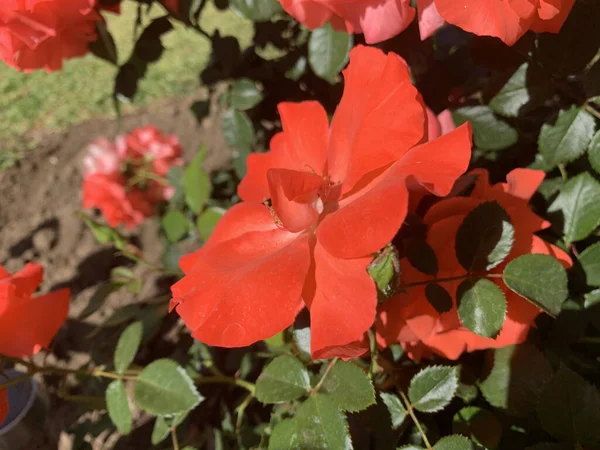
[0,263,70,359]
[377,168,572,360]
[82,126,183,229]
[277,0,414,43]
[0,389,7,424]
[170,46,472,358]
[418,0,576,45]
[0,0,100,72]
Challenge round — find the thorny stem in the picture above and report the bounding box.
[400,391,432,450]
[235,393,255,442]
[312,358,338,395]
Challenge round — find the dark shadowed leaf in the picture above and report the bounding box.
[538,106,596,170]
[425,283,453,313]
[308,23,352,83]
[537,365,600,446]
[456,278,507,338]
[320,360,375,412]
[256,355,310,404]
[455,201,514,271]
[295,395,350,449]
[114,321,143,374]
[405,239,438,276]
[379,392,407,429]
[549,172,600,243]
[480,344,553,416]
[502,254,568,316]
[453,106,518,151]
[134,359,202,416]
[489,63,554,118]
[89,21,118,65]
[106,380,132,435]
[408,366,459,413]
[453,406,502,449]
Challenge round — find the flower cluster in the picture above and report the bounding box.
[278,0,575,45]
[0,0,100,72]
[170,45,473,358]
[82,126,183,229]
[0,263,70,422]
[377,168,572,360]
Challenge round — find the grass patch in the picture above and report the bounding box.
[0,2,252,158]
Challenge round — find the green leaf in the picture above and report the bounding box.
[320,360,375,412]
[588,131,600,175]
[453,406,502,449]
[269,419,299,450]
[455,201,515,272]
[196,207,225,241]
[222,108,255,151]
[308,23,352,83]
[408,366,459,413]
[114,321,143,374]
[229,0,282,21]
[456,278,507,338]
[425,283,453,314]
[398,447,426,450]
[537,365,600,446]
[578,241,600,287]
[230,78,263,111]
[106,380,132,435]
[433,435,477,450]
[134,359,203,416]
[453,106,518,151]
[167,165,186,209]
[380,392,407,429]
[405,240,438,276]
[183,148,211,214]
[480,344,553,416]
[489,63,554,118]
[81,214,121,245]
[151,411,188,445]
[502,254,568,316]
[295,395,351,449]
[293,327,312,360]
[161,210,189,243]
[549,172,600,243]
[255,355,310,404]
[368,248,399,299]
[538,106,596,170]
[162,242,182,273]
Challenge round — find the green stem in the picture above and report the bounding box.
[171,426,180,450]
[367,328,379,379]
[400,391,432,450]
[195,376,256,394]
[312,358,338,395]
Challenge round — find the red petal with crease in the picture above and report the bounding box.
[305,242,376,357]
[171,204,311,347]
[0,288,70,358]
[268,168,323,233]
[328,45,425,193]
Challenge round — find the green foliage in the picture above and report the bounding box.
[134,359,203,416]
[549,172,600,244]
[320,360,375,412]
[589,131,600,174]
[537,365,600,446]
[380,392,407,429]
[255,355,310,404]
[196,207,225,241]
[578,241,600,286]
[538,106,596,170]
[229,0,281,22]
[161,210,190,243]
[368,246,400,299]
[408,366,459,413]
[502,254,568,316]
[308,23,353,83]
[183,147,211,214]
[151,411,188,445]
[456,278,507,338]
[295,394,351,449]
[452,406,502,449]
[453,106,518,151]
[455,201,514,272]
[269,419,299,449]
[230,78,264,111]
[106,380,132,435]
[433,435,478,450]
[114,321,143,374]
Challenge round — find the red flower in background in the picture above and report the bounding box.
[0,0,99,72]
[0,263,69,358]
[170,45,472,359]
[418,0,575,45]
[377,168,572,360]
[82,126,183,229]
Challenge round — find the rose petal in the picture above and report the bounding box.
[9,263,43,298]
[417,0,445,40]
[503,168,545,200]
